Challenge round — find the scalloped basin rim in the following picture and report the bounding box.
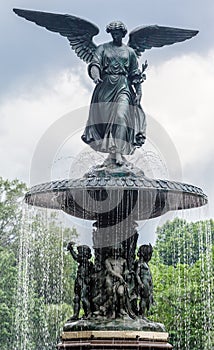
[25,176,208,222]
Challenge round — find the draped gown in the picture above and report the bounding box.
[82,42,146,155]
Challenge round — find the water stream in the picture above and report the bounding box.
[14,205,76,350]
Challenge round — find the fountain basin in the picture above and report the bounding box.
[25,174,207,223]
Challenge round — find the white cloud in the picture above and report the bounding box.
[143,51,214,215]
[144,50,214,168]
[0,68,90,183]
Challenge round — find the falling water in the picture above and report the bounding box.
[13,203,77,350]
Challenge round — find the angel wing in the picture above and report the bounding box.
[13,8,99,63]
[128,25,199,57]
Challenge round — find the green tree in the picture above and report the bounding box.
[0,177,26,248]
[0,247,17,350]
[150,219,214,350]
[0,178,26,349]
[155,218,214,266]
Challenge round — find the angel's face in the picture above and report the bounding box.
[110,29,124,44]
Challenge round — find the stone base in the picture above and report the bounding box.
[63,317,165,332]
[56,331,173,349]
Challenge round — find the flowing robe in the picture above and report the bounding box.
[82,42,146,155]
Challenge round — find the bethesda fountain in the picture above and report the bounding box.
[14,8,207,349]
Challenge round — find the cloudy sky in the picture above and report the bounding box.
[0,0,214,243]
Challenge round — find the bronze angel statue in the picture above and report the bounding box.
[14,9,198,165]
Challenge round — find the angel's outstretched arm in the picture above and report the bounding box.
[88,45,104,84]
[90,66,103,84]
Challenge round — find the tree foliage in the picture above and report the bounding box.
[0,177,26,248]
[0,178,26,350]
[155,218,214,266]
[150,219,214,350]
[0,247,17,350]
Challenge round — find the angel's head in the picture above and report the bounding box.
[106,21,127,42]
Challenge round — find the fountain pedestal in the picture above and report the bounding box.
[57,330,173,349]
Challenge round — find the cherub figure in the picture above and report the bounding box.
[13,8,198,166]
[104,247,133,318]
[67,242,93,319]
[135,244,154,317]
